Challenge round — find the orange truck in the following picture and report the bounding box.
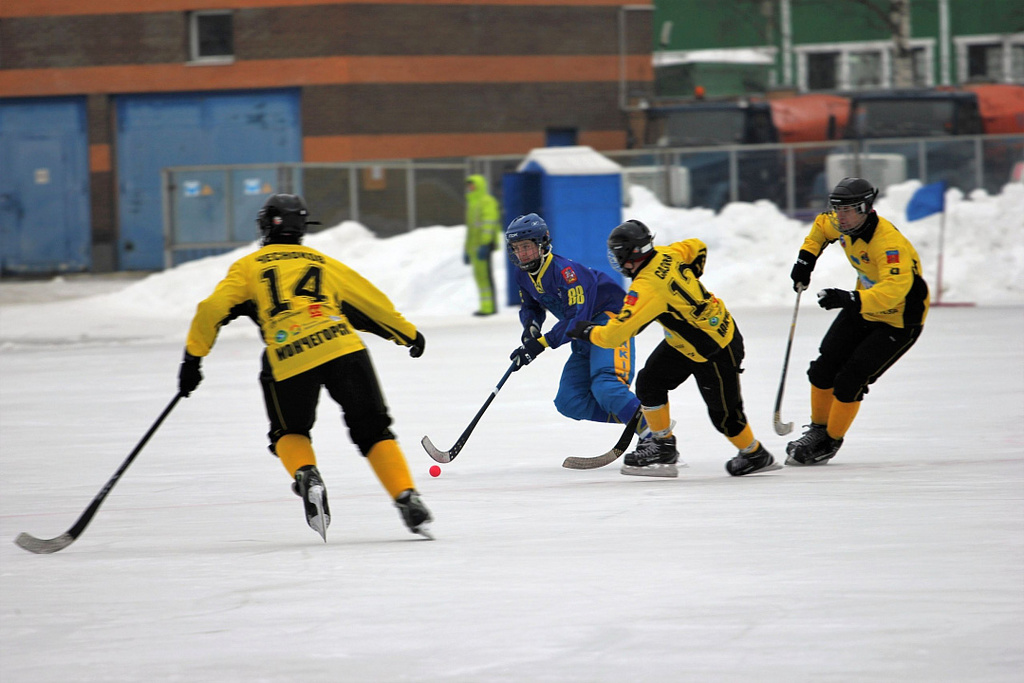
[769,84,1024,141]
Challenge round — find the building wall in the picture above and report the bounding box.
[1,2,653,156]
[0,0,654,271]
[653,0,1024,97]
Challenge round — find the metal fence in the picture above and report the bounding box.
[471,134,1024,219]
[164,134,1023,267]
[162,160,469,267]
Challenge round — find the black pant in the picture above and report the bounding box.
[260,349,395,456]
[636,332,750,438]
[808,308,923,403]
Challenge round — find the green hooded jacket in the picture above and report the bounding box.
[465,174,500,258]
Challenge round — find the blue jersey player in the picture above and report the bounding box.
[505,213,648,438]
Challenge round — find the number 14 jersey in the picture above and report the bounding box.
[186,244,418,380]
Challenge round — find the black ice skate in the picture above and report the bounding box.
[294,465,330,542]
[395,489,434,539]
[621,435,685,478]
[787,434,843,466]
[726,442,783,476]
[785,423,828,465]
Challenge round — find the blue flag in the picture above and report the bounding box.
[906,181,946,221]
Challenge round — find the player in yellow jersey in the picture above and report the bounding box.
[568,220,781,478]
[177,194,433,541]
[787,177,929,465]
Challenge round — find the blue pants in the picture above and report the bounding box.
[553,337,640,424]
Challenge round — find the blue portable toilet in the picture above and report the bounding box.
[501,146,623,305]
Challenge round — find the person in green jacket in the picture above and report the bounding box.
[465,174,501,316]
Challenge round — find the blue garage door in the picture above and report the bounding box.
[0,97,90,274]
[116,90,301,270]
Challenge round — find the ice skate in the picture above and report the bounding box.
[293,465,330,541]
[787,434,843,466]
[395,489,434,539]
[726,442,783,476]
[621,435,685,478]
[785,423,828,464]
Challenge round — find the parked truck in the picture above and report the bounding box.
[843,85,1023,194]
[628,85,1022,211]
[634,98,785,210]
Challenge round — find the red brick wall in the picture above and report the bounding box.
[1,2,653,161]
[1,1,652,269]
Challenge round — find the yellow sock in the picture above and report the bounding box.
[642,404,673,438]
[367,440,415,499]
[810,385,835,425]
[827,400,860,439]
[276,434,316,477]
[726,424,756,451]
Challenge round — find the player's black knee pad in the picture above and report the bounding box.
[832,374,869,403]
[636,367,670,407]
[707,409,746,437]
[352,421,396,456]
[807,357,838,389]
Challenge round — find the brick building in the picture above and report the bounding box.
[0,1,654,272]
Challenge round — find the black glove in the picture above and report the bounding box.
[476,244,492,261]
[522,321,542,345]
[409,331,426,358]
[817,288,860,311]
[178,351,203,397]
[509,337,545,370]
[567,320,594,342]
[462,251,469,265]
[790,249,817,292]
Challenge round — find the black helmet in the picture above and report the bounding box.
[828,177,878,236]
[607,220,655,275]
[257,194,319,244]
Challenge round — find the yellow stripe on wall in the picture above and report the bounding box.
[3,0,649,19]
[0,55,652,98]
[304,131,628,162]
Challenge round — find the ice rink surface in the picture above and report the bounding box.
[2,303,1022,682]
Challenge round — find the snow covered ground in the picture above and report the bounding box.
[1,182,1022,682]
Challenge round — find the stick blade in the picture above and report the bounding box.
[564,413,640,470]
[562,448,625,470]
[773,413,794,436]
[14,532,75,554]
[421,436,452,464]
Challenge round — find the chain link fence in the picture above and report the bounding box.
[163,160,469,267]
[165,134,1022,268]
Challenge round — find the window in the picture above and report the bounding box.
[648,109,748,146]
[797,40,933,92]
[849,51,883,88]
[545,128,578,147]
[968,44,1001,79]
[886,46,930,88]
[909,47,930,87]
[807,52,839,90]
[190,11,233,63]
[851,98,959,137]
[956,34,1024,83]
